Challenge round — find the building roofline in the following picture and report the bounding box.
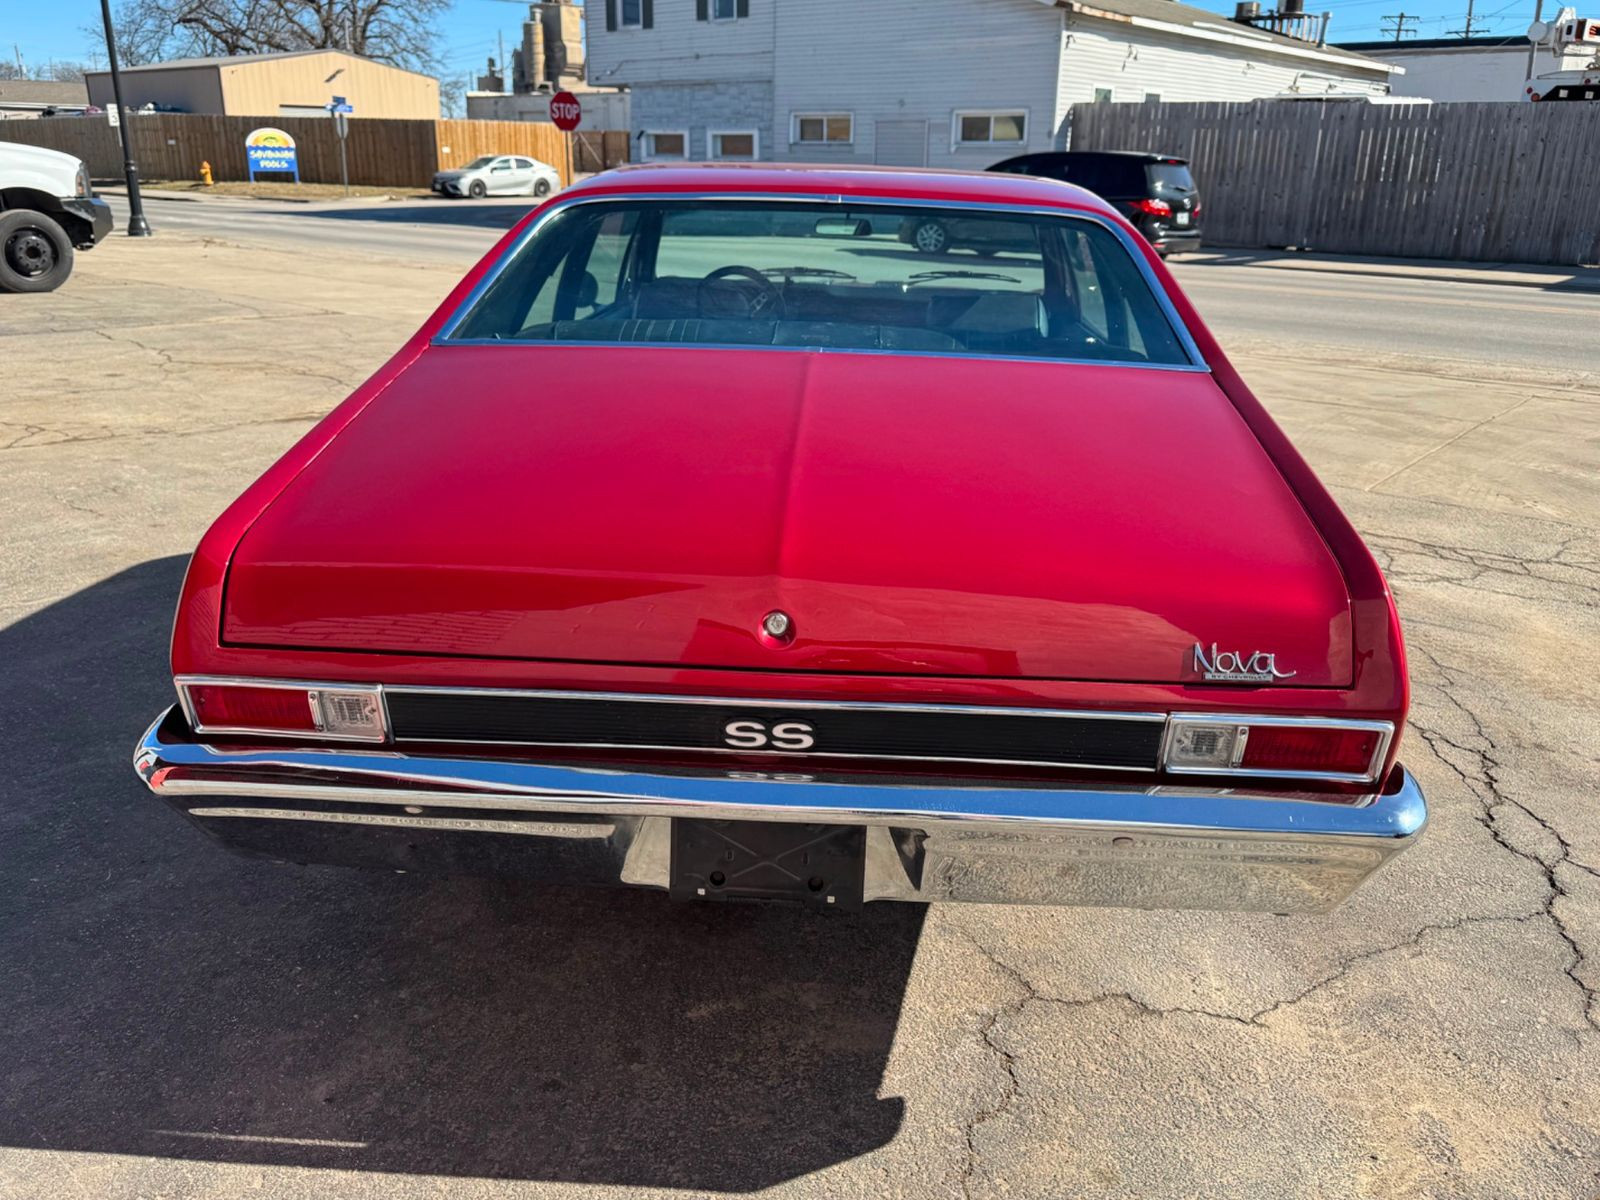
[1048,0,1399,73]
[84,48,436,81]
[1337,35,1530,50]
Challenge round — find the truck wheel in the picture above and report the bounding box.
[0,209,74,294]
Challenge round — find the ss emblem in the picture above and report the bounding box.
[723,719,816,751]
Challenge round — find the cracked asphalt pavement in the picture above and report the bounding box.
[2,216,1598,1199]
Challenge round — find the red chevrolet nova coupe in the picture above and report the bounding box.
[134,164,1424,912]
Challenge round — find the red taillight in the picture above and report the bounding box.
[1132,198,1173,217]
[1163,715,1391,782]
[181,679,387,741]
[187,683,318,733]
[1239,726,1382,777]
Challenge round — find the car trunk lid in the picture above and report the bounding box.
[222,345,1351,685]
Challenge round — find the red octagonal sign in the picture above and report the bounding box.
[549,91,582,132]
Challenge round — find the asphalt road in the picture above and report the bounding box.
[102,190,1600,371]
[5,208,1599,1199]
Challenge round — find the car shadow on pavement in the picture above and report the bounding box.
[285,199,539,232]
[0,557,923,1190]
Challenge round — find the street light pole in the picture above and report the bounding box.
[98,0,152,237]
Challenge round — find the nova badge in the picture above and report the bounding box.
[1193,642,1297,684]
[723,719,816,751]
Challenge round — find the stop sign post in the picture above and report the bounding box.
[550,91,581,187]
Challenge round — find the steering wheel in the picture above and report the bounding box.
[697,265,785,320]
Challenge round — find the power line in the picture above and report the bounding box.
[1380,11,1418,39]
[1447,0,1488,37]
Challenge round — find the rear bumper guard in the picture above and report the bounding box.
[134,706,1425,912]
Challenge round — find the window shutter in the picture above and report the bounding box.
[697,0,709,19]
[736,0,749,15]
[605,0,617,31]
[643,0,654,27]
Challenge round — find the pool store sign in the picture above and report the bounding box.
[245,127,299,182]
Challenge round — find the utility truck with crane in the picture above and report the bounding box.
[1526,9,1600,99]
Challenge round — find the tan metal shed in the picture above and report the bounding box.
[85,49,439,120]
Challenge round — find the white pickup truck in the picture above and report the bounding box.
[0,141,115,292]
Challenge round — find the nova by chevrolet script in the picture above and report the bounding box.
[134,164,1425,912]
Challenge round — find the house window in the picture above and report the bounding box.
[953,110,1027,146]
[1093,87,1114,103]
[710,129,758,159]
[642,130,687,160]
[713,0,736,17]
[621,0,643,26]
[792,113,853,144]
[1144,92,1161,102]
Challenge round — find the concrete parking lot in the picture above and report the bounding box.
[2,201,1598,1199]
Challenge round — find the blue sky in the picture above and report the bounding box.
[7,0,1542,79]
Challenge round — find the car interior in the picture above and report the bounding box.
[448,201,1189,366]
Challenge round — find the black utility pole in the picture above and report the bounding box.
[1448,0,1486,37]
[1380,11,1418,40]
[98,0,151,236]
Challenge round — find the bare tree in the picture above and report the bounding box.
[92,0,449,72]
[0,60,93,81]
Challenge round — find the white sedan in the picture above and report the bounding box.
[431,155,561,200]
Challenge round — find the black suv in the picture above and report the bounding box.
[988,151,1202,257]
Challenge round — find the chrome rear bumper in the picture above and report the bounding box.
[134,706,1425,913]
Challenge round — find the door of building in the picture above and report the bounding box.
[874,119,928,167]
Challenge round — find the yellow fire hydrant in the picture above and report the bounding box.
[199,160,214,187]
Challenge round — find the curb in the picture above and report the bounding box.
[1176,251,1600,296]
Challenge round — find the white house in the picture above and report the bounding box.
[1337,34,1593,101]
[583,0,1397,166]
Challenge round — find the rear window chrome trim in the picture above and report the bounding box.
[431,190,1209,370]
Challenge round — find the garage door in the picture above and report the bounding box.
[874,120,928,167]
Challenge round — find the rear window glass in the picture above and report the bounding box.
[1069,158,1146,195]
[1149,162,1196,197]
[446,200,1190,367]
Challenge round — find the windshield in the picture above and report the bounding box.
[464,156,498,170]
[446,199,1190,366]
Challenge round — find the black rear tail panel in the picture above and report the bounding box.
[384,690,1164,771]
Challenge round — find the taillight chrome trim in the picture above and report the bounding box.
[175,676,389,743]
[1161,713,1393,784]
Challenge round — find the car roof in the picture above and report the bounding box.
[562,162,1120,217]
[1001,151,1187,164]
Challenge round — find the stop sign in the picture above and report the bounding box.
[549,91,582,132]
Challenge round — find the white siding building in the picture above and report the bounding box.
[584,0,1396,165]
[1337,35,1594,101]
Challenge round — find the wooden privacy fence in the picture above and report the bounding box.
[0,113,625,189]
[1068,101,1600,266]
[572,130,631,173]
